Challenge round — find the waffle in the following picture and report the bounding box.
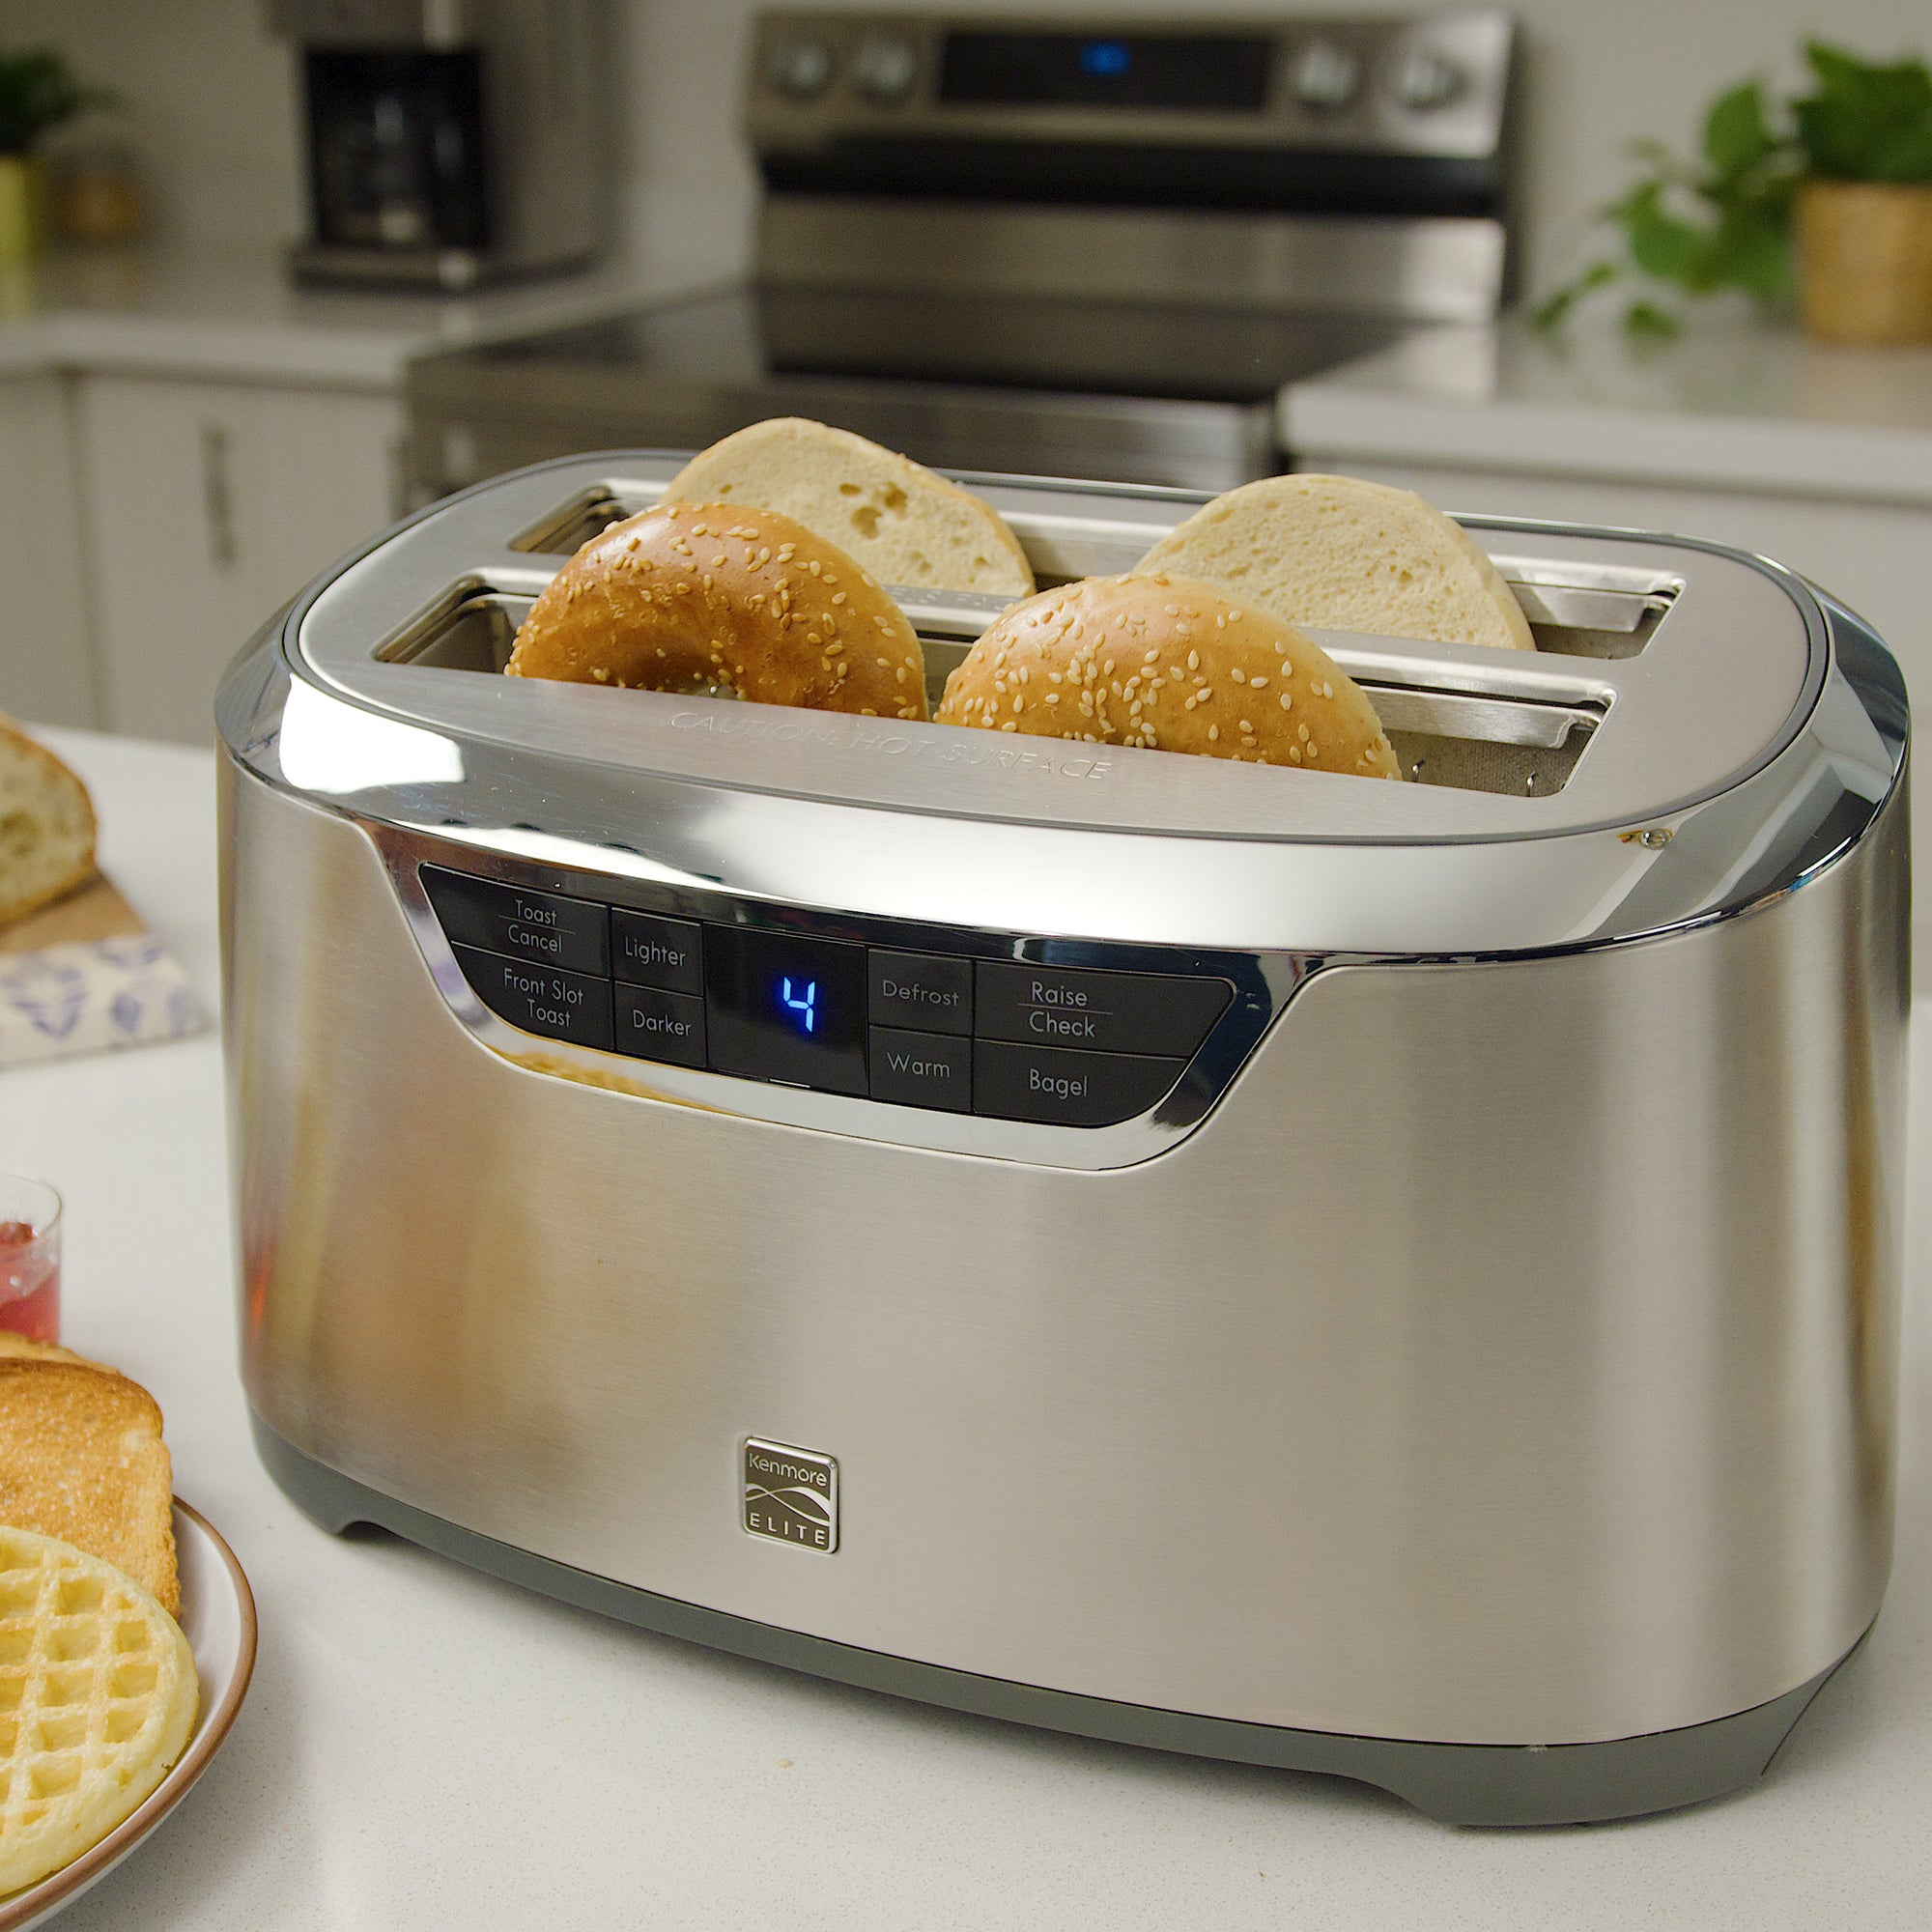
[0,1524,196,1898]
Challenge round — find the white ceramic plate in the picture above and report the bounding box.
[0,1501,258,1930]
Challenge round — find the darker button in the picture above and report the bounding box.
[612,910,703,995]
[453,945,612,1050]
[423,866,609,976]
[615,985,706,1067]
[869,1027,972,1113]
[868,949,973,1037]
[975,960,1230,1058]
[973,1039,1185,1127]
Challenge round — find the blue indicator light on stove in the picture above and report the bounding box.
[1080,40,1130,77]
[780,977,818,1035]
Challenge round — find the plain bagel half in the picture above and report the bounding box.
[936,574,1401,777]
[507,501,928,721]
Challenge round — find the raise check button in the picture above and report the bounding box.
[975,960,1230,1058]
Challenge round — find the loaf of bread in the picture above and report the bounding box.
[936,572,1402,778]
[509,501,929,721]
[0,717,97,926]
[1135,474,1536,652]
[661,418,1036,598]
[0,1357,178,1616]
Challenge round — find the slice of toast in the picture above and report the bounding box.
[0,1330,104,1369]
[0,715,98,926]
[1134,473,1536,652]
[661,417,1036,598]
[0,1359,178,1615]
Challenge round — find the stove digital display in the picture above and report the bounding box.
[938,32,1272,111]
[705,927,867,1095]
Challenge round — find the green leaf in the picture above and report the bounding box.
[1713,204,1792,297]
[1625,301,1682,341]
[1797,42,1932,181]
[1704,82,1776,176]
[1620,184,1707,281]
[1531,260,1618,332]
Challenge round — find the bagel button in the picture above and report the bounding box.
[612,910,703,995]
[868,1026,971,1112]
[451,945,613,1050]
[424,866,609,976]
[867,950,973,1037]
[972,1039,1186,1127]
[615,986,707,1067]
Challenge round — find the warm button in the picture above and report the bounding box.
[869,1026,971,1113]
[453,946,613,1050]
[974,960,1231,1059]
[423,866,610,977]
[868,949,973,1037]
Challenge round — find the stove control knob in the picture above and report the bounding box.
[1387,46,1465,112]
[1289,39,1361,111]
[767,35,835,100]
[851,34,920,103]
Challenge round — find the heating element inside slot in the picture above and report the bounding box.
[378,581,1606,798]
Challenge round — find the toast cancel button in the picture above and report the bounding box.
[973,1039,1185,1127]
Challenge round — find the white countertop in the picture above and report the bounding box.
[10,726,1932,1929]
[1283,317,1932,506]
[0,242,678,390]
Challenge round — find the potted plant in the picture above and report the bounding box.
[0,50,103,269]
[1538,42,1932,345]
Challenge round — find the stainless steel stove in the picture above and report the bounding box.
[407,8,1517,497]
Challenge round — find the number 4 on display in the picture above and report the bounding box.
[781,978,817,1034]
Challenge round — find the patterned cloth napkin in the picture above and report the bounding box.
[0,934,204,1067]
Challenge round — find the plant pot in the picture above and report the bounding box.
[1796,180,1932,345]
[0,155,47,269]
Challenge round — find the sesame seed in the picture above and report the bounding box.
[1232,668,1247,684]
[1208,724,1220,742]
[1186,650,1199,670]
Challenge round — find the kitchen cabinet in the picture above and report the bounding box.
[0,374,98,729]
[71,375,402,744]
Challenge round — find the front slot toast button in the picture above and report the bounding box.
[423,866,609,976]
[615,986,706,1067]
[975,959,1231,1058]
[973,1039,1185,1127]
[868,950,973,1036]
[612,910,703,995]
[869,1026,972,1112]
[453,945,613,1050]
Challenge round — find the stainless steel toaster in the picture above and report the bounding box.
[217,456,1910,1826]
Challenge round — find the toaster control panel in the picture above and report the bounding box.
[422,867,1233,1127]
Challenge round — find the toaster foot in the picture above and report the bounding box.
[250,1414,1865,1828]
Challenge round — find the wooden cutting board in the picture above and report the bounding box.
[0,875,148,954]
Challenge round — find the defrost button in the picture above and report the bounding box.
[869,950,972,1036]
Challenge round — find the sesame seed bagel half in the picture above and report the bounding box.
[507,501,928,721]
[934,573,1403,778]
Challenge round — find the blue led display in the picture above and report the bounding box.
[1079,39,1131,77]
[780,977,818,1036]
